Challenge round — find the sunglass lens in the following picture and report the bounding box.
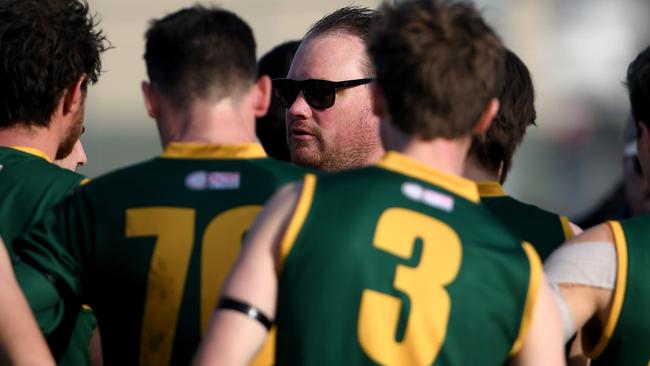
[304,82,335,109]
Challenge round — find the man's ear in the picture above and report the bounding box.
[141,81,159,119]
[62,75,88,116]
[252,75,272,118]
[472,98,500,135]
[370,81,388,118]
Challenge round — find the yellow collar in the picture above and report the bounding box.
[160,142,267,159]
[377,151,480,203]
[477,181,507,197]
[9,146,53,163]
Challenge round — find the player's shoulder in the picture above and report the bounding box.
[252,157,314,176]
[566,221,614,246]
[23,156,85,189]
[493,195,562,221]
[79,158,159,190]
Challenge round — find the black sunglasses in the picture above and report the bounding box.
[272,78,374,110]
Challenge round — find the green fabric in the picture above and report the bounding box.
[592,215,650,366]
[481,195,567,260]
[0,147,95,365]
[0,147,83,253]
[14,154,306,365]
[277,166,532,365]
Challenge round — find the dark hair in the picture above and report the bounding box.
[0,0,108,128]
[304,6,379,76]
[256,40,301,161]
[368,0,505,140]
[144,6,257,108]
[469,49,536,183]
[626,45,650,136]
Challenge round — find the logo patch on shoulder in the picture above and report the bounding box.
[401,182,454,212]
[186,171,240,191]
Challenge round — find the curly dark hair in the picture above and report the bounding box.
[368,0,505,141]
[469,49,536,183]
[626,45,650,137]
[144,6,258,108]
[0,0,108,128]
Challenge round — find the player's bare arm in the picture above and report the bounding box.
[193,180,304,366]
[509,275,566,366]
[544,223,617,351]
[0,238,55,366]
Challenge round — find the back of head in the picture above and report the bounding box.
[368,0,505,140]
[469,49,536,183]
[304,6,379,76]
[627,45,650,135]
[256,40,301,161]
[144,6,257,108]
[0,0,107,129]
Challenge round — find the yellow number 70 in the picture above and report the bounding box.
[125,205,261,366]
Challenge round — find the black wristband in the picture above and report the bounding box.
[217,297,273,331]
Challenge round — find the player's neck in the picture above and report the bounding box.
[383,122,470,177]
[394,138,469,178]
[463,156,500,183]
[159,99,257,147]
[0,123,58,161]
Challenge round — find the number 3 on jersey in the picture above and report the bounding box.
[358,208,462,365]
[126,206,261,366]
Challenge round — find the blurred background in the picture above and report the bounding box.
[83,0,650,221]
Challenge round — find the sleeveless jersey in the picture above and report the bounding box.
[13,143,306,365]
[588,216,650,365]
[275,152,541,365]
[478,181,573,260]
[0,146,86,252]
[0,146,94,366]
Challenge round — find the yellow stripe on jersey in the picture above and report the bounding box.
[510,242,542,356]
[160,142,267,159]
[476,181,507,197]
[277,173,317,274]
[377,151,480,203]
[10,146,53,162]
[560,216,573,241]
[586,221,628,359]
[80,178,91,186]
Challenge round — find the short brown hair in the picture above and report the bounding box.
[304,6,379,76]
[144,6,257,107]
[469,49,536,183]
[368,0,505,140]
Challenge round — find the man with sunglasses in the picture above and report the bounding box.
[195,1,564,365]
[273,6,384,172]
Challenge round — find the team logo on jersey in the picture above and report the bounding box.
[401,182,454,212]
[185,171,241,190]
[186,171,208,190]
[208,172,240,189]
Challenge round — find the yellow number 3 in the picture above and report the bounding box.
[359,208,462,365]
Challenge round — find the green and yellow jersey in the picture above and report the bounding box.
[0,146,95,366]
[586,216,650,366]
[13,143,307,365]
[275,152,541,365]
[0,146,86,252]
[477,181,573,260]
